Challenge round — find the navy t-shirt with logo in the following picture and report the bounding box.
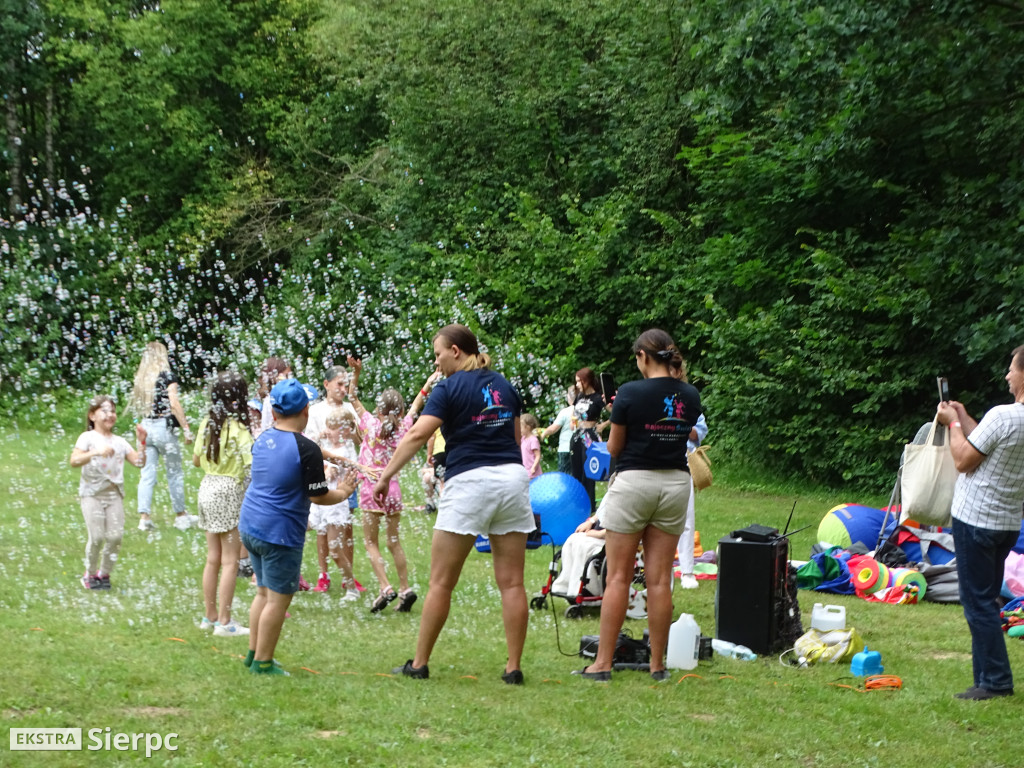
[422,369,523,479]
[610,377,702,473]
[239,427,329,548]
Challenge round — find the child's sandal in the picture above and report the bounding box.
[370,589,398,613]
[394,590,417,612]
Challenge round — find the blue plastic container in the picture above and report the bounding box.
[585,442,611,480]
[850,646,884,676]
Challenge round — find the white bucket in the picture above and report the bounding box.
[811,603,846,631]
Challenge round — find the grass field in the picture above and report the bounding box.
[2,423,1021,767]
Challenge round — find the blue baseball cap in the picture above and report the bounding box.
[301,383,319,403]
[247,398,262,411]
[269,378,309,416]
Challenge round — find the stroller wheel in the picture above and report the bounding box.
[530,596,547,610]
[565,605,584,619]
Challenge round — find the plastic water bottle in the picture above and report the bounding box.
[666,614,701,670]
[711,638,757,660]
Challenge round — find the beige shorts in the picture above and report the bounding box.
[598,468,690,536]
[435,464,535,537]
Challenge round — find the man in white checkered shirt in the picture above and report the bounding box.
[937,345,1024,701]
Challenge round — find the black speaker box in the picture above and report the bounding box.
[715,533,789,655]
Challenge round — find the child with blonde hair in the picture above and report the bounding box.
[311,408,361,601]
[129,340,194,531]
[520,413,542,479]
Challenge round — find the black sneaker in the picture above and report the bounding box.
[954,686,1013,700]
[501,669,524,685]
[392,659,429,679]
[95,574,111,590]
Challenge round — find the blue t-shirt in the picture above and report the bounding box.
[239,428,328,548]
[610,377,702,473]
[422,369,523,479]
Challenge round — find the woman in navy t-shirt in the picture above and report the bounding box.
[574,329,702,683]
[373,324,534,684]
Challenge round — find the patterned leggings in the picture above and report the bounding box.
[81,489,124,574]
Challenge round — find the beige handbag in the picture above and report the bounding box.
[688,445,713,491]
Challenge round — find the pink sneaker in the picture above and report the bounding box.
[313,575,330,592]
[298,575,312,592]
[353,579,366,593]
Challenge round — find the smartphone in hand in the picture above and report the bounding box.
[937,376,950,402]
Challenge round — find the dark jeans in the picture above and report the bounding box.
[557,452,572,475]
[569,430,598,514]
[952,517,1018,692]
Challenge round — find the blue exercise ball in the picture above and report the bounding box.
[530,472,591,546]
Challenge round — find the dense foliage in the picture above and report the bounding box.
[2,0,1023,489]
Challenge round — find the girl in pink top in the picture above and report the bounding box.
[520,413,542,479]
[347,355,439,612]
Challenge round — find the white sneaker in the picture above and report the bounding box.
[213,620,250,637]
[172,514,194,531]
[680,575,699,589]
[138,518,157,531]
[341,589,360,603]
[198,617,216,631]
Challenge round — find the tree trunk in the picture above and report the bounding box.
[4,80,21,218]
[45,83,54,213]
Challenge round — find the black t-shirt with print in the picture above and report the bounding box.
[610,377,702,472]
[149,370,178,419]
[572,391,605,423]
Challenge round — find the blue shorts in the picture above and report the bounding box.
[240,531,304,595]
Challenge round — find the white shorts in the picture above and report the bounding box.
[309,501,352,533]
[435,464,535,537]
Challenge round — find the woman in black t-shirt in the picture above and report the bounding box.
[573,329,701,683]
[569,367,605,513]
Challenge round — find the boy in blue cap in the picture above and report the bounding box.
[240,378,356,675]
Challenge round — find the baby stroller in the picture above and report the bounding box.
[530,534,650,618]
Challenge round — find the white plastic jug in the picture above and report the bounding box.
[811,603,846,632]
[666,613,700,670]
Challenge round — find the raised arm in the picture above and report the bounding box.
[407,370,442,419]
[345,355,367,418]
[346,356,370,417]
[937,401,985,473]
